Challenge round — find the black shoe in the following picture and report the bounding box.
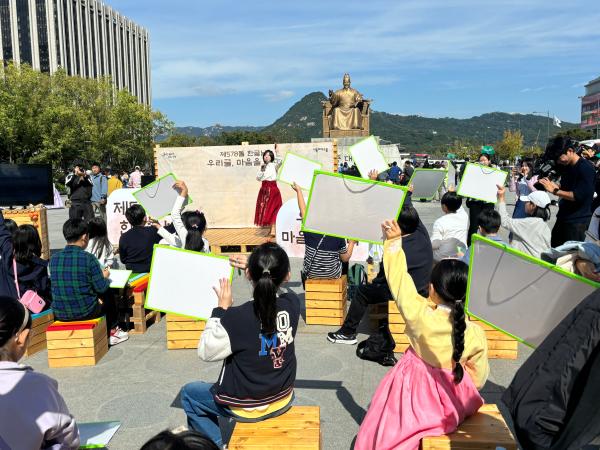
[327,331,357,345]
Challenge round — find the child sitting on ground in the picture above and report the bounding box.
[355,220,489,449]
[0,297,80,449]
[430,190,469,261]
[50,219,128,346]
[119,204,162,273]
[152,180,210,252]
[180,242,300,448]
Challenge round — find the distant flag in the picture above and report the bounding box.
[553,116,562,128]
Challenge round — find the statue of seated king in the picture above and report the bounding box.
[322,73,370,138]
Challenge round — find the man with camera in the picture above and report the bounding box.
[537,137,596,247]
[65,164,94,222]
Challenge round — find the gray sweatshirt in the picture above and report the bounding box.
[497,201,552,259]
[0,361,79,449]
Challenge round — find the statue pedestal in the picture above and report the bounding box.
[312,136,401,170]
[328,129,368,138]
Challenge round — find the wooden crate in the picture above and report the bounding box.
[229,406,321,449]
[421,404,516,449]
[166,314,206,350]
[305,277,347,326]
[469,317,518,360]
[388,301,410,353]
[124,286,162,334]
[3,207,50,260]
[24,309,54,357]
[46,317,108,368]
[205,228,272,255]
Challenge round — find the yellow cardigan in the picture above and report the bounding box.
[384,237,490,389]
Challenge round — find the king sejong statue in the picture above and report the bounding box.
[328,73,365,131]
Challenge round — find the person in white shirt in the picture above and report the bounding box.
[496,185,552,259]
[0,297,80,449]
[430,191,469,261]
[254,149,283,236]
[86,217,116,268]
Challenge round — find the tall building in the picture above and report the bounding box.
[581,76,600,138]
[0,0,150,105]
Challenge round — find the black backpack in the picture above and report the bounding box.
[356,322,397,367]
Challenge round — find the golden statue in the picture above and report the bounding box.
[322,74,370,137]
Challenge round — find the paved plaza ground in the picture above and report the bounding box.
[24,188,597,449]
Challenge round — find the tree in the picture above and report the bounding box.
[553,128,593,142]
[0,62,171,179]
[495,129,524,161]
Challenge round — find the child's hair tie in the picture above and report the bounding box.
[262,269,271,278]
[190,224,198,229]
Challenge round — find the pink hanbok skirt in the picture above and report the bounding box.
[355,348,484,450]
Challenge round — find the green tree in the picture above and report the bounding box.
[553,128,593,141]
[495,129,524,161]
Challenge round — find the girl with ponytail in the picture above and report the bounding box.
[180,243,300,448]
[0,296,80,449]
[355,220,489,450]
[155,180,210,252]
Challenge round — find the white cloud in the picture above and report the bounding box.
[263,90,295,102]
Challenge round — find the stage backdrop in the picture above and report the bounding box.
[156,143,335,228]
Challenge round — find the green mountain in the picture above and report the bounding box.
[171,91,579,151]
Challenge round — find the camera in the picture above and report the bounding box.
[533,137,579,190]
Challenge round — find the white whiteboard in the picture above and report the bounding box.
[145,245,234,319]
[457,163,507,204]
[466,236,598,347]
[349,136,389,179]
[409,169,447,200]
[302,172,407,244]
[133,173,189,219]
[277,152,322,190]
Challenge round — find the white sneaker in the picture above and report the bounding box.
[109,327,129,346]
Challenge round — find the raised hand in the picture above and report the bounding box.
[213,278,233,309]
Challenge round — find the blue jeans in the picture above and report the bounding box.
[180,381,234,447]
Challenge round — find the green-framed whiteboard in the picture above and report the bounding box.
[276,151,323,191]
[408,168,448,201]
[466,235,599,347]
[301,171,407,244]
[132,173,192,220]
[348,136,389,179]
[144,245,234,320]
[457,163,507,204]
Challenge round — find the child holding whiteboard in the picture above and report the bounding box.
[0,297,80,449]
[254,149,283,236]
[180,243,300,448]
[153,180,210,253]
[465,154,496,245]
[355,220,489,450]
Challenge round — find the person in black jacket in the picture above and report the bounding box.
[0,211,18,299]
[502,289,600,450]
[12,225,51,307]
[180,243,300,448]
[118,205,162,273]
[66,165,94,222]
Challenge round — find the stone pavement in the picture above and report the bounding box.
[27,192,555,449]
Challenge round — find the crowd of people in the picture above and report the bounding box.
[1,137,600,449]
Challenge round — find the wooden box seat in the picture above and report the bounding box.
[124,278,161,334]
[166,314,206,350]
[468,317,518,359]
[388,301,409,353]
[305,277,347,326]
[229,406,321,449]
[25,309,54,357]
[421,404,516,449]
[46,317,108,368]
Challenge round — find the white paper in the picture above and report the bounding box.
[145,246,233,319]
[457,163,507,204]
[302,173,407,243]
[108,269,132,289]
[348,136,389,179]
[277,153,322,190]
[78,421,121,448]
[133,173,186,219]
[467,237,597,347]
[409,169,447,200]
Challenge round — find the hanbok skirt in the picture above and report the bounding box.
[254,180,282,226]
[355,348,484,450]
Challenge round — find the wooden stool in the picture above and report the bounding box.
[421,404,517,449]
[305,277,347,326]
[25,309,54,357]
[166,314,206,350]
[229,406,321,449]
[124,280,161,334]
[46,317,108,368]
[469,317,518,359]
[388,301,409,353]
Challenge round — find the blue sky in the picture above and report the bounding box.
[111,0,600,127]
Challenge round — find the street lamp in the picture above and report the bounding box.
[532,110,551,142]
